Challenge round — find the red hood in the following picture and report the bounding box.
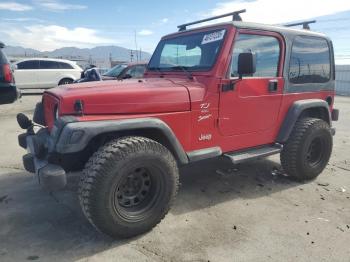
[46,78,191,115]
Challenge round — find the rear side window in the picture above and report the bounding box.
[17,60,40,69]
[39,61,74,69]
[40,60,59,69]
[289,36,331,84]
[230,34,280,78]
[58,62,74,69]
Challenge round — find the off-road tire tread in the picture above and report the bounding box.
[281,117,331,180]
[78,136,179,237]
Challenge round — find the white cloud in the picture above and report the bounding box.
[0,2,33,11]
[138,29,153,36]
[0,25,114,51]
[209,0,350,24]
[2,17,46,23]
[34,0,87,11]
[151,18,169,27]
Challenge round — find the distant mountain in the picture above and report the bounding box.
[3,46,41,56]
[3,45,151,62]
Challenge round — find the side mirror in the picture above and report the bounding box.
[237,52,256,79]
[123,73,132,79]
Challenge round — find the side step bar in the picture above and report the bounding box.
[224,144,282,164]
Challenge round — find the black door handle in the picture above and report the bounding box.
[268,80,278,92]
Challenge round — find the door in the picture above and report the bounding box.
[14,60,39,89]
[38,60,61,88]
[219,31,284,137]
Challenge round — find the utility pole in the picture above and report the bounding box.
[134,30,139,62]
[88,55,93,65]
[130,50,134,62]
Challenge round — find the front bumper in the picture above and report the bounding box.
[18,129,67,191]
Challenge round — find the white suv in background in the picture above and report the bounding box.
[13,58,82,89]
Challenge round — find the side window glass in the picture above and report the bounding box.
[231,34,280,78]
[39,60,59,69]
[16,62,25,69]
[58,62,74,69]
[125,67,136,77]
[289,36,330,84]
[17,60,39,70]
[133,65,146,78]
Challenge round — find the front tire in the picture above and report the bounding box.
[281,117,333,181]
[78,136,179,238]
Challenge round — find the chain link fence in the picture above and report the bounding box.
[336,65,350,96]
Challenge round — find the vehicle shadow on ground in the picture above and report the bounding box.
[0,157,300,261]
[172,156,300,215]
[0,170,115,261]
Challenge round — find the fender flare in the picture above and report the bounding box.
[276,99,331,143]
[54,117,189,164]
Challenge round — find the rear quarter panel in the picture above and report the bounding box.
[275,90,335,137]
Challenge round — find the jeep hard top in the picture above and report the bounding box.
[17,10,339,238]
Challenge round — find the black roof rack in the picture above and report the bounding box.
[177,9,246,31]
[284,20,316,30]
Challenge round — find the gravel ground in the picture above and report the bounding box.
[0,95,349,262]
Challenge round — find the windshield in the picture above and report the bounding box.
[103,64,127,77]
[148,29,226,71]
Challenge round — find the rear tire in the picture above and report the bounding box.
[58,78,73,85]
[281,117,332,181]
[78,136,179,238]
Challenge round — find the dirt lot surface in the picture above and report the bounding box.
[0,95,349,262]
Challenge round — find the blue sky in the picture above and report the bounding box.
[0,0,349,64]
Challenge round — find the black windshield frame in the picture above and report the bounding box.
[148,28,227,72]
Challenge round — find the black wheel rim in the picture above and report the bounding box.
[112,165,163,221]
[306,137,325,167]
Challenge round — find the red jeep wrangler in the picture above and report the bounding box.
[17,10,339,238]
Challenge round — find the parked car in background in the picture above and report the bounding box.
[73,63,147,84]
[0,41,20,104]
[102,62,147,80]
[13,58,82,89]
[96,67,109,75]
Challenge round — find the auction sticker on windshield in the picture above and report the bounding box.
[201,30,225,45]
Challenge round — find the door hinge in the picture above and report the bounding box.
[221,82,235,92]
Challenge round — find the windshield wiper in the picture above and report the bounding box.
[169,66,193,80]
